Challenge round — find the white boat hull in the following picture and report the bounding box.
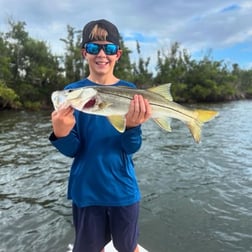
[67,241,148,252]
[105,241,148,251]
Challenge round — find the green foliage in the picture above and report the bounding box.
[23,100,41,110]
[154,43,243,102]
[2,19,64,109]
[60,25,84,82]
[0,18,251,111]
[131,41,153,88]
[0,80,21,109]
[114,37,133,81]
[231,64,252,98]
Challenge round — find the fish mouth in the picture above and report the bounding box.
[83,97,96,109]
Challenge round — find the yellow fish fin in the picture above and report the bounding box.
[148,83,173,101]
[153,117,172,132]
[187,109,219,143]
[195,109,219,123]
[98,101,111,110]
[107,115,126,133]
[187,121,202,143]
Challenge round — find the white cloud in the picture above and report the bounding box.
[1,0,252,69]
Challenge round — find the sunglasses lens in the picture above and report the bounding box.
[104,44,118,55]
[85,43,100,55]
[85,43,118,55]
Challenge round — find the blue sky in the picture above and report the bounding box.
[1,0,252,71]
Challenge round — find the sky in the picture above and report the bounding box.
[1,0,252,72]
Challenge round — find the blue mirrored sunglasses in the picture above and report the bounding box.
[84,43,119,55]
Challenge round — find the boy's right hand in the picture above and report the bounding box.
[51,107,76,138]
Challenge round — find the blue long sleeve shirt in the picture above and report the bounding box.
[49,79,142,207]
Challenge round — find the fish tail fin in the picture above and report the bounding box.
[188,109,219,143]
[196,109,219,123]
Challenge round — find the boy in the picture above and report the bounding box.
[49,19,151,252]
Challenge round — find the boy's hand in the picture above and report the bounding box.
[125,95,152,128]
[51,107,75,138]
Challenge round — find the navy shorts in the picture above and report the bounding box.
[72,202,139,252]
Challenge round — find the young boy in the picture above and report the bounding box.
[49,19,151,252]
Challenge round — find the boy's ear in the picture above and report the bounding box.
[81,49,87,59]
[116,50,123,61]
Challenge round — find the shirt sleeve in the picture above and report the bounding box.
[49,128,81,158]
[120,126,142,154]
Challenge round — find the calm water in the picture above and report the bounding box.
[0,100,252,252]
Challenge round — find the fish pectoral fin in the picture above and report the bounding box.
[107,115,126,133]
[153,117,172,132]
[98,101,111,110]
[148,83,173,101]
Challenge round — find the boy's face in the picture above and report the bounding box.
[82,41,122,77]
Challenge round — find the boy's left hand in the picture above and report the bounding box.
[125,95,152,128]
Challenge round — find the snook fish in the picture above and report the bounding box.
[51,83,218,143]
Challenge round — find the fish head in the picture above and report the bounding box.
[54,87,110,113]
[51,90,69,110]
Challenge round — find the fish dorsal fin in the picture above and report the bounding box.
[153,117,172,132]
[107,115,126,133]
[148,83,173,101]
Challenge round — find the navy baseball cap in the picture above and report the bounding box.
[81,19,120,47]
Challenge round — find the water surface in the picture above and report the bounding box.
[0,101,252,252]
